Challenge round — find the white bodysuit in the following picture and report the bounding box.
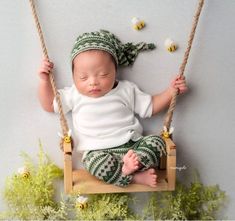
[53,80,153,151]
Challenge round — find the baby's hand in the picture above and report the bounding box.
[38,58,54,81]
[170,74,188,95]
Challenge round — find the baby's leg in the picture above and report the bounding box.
[83,150,132,187]
[132,168,157,187]
[134,135,166,171]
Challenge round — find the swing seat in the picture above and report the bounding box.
[63,137,176,194]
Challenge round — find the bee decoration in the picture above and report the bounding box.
[162,126,174,138]
[164,38,178,52]
[76,196,89,210]
[131,17,145,30]
[17,166,30,179]
[58,129,72,144]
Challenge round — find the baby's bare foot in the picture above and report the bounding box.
[132,168,157,187]
[122,150,140,175]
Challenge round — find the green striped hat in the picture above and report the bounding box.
[71,30,156,67]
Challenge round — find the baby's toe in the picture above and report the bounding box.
[152,174,157,180]
[148,168,156,174]
[127,150,134,157]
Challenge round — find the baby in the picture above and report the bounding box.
[38,30,187,188]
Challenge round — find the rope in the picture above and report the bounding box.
[163,0,205,130]
[29,0,70,148]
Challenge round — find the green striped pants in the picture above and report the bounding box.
[82,135,166,187]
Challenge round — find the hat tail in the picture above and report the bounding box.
[136,42,156,51]
[121,42,156,66]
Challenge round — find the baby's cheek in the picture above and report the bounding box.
[75,81,87,92]
[104,78,115,89]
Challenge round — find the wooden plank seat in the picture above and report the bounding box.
[63,137,176,194]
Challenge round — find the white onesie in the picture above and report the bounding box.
[53,80,153,151]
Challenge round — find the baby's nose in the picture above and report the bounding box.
[89,77,99,86]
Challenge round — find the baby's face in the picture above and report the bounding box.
[73,50,116,98]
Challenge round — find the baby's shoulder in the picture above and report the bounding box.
[119,80,138,90]
[59,84,82,102]
[116,80,140,101]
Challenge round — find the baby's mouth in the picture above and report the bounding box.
[89,88,101,94]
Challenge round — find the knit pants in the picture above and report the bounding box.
[82,135,166,187]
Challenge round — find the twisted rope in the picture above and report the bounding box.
[29,0,70,148]
[163,0,205,130]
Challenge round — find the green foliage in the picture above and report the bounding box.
[2,142,65,220]
[143,171,227,220]
[37,201,68,220]
[75,193,137,220]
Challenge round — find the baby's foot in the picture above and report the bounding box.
[132,168,157,187]
[122,150,140,175]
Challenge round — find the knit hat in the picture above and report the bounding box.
[71,30,156,67]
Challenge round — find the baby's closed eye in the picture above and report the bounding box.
[79,74,88,80]
[99,73,110,78]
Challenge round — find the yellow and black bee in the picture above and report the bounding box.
[165,38,178,52]
[58,129,72,144]
[18,166,30,179]
[162,126,174,138]
[76,196,88,210]
[64,134,71,144]
[131,17,145,30]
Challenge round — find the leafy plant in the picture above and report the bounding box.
[143,171,228,220]
[1,142,65,220]
[75,193,137,220]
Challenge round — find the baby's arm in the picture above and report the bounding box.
[152,74,187,115]
[38,58,55,112]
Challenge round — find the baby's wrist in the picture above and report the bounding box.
[39,76,51,85]
[167,86,177,97]
[39,73,50,82]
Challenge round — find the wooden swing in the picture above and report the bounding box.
[29,0,204,194]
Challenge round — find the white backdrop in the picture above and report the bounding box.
[0,0,235,218]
